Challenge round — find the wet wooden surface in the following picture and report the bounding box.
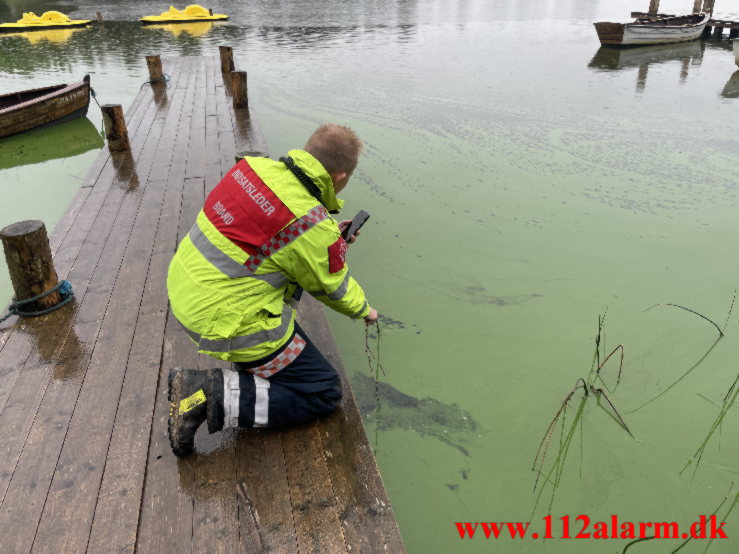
[0,55,403,553]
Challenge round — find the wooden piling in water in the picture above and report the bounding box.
[0,221,61,309]
[730,28,739,38]
[693,0,702,13]
[219,46,234,73]
[705,0,715,17]
[231,71,248,109]
[648,0,660,15]
[146,55,164,83]
[713,25,724,37]
[96,11,103,24]
[101,104,130,152]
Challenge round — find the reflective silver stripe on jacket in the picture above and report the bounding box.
[188,205,329,281]
[350,300,369,319]
[189,223,255,278]
[179,304,294,353]
[308,273,351,301]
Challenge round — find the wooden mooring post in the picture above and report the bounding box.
[231,70,248,109]
[96,11,103,24]
[219,45,234,73]
[101,104,130,152]
[648,0,660,15]
[145,55,164,83]
[0,221,61,309]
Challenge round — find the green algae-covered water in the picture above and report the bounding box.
[2,1,738,551]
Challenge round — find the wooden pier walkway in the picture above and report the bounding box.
[631,12,739,37]
[0,54,403,553]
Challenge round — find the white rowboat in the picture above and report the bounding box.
[594,13,710,47]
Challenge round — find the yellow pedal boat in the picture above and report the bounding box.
[140,5,228,24]
[0,11,92,33]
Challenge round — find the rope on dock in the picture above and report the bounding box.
[0,280,74,324]
[139,73,171,91]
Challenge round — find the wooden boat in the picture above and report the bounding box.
[0,11,92,33]
[140,5,228,24]
[0,76,91,139]
[593,13,710,47]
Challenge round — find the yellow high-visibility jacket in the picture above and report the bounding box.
[167,149,371,362]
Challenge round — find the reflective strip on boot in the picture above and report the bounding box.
[179,389,206,414]
[222,367,241,429]
[254,375,270,428]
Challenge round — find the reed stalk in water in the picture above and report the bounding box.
[531,314,632,517]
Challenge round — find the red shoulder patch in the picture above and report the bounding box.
[328,238,347,274]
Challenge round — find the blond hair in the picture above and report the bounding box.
[304,123,363,176]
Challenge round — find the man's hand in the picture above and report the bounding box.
[364,308,379,325]
[338,219,360,244]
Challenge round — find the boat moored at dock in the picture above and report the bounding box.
[0,76,91,139]
[594,13,710,47]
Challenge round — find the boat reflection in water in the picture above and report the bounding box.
[589,41,704,91]
[0,26,89,44]
[143,21,220,38]
[0,117,103,170]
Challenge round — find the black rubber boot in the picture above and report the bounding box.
[206,368,225,433]
[168,367,209,457]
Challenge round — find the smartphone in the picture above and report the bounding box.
[341,210,370,241]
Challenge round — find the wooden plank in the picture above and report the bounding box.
[134,57,202,554]
[302,297,405,552]
[205,57,223,195]
[87,74,196,552]
[282,422,347,553]
[135,313,197,553]
[236,430,298,551]
[188,60,240,550]
[84,310,164,554]
[30,58,197,554]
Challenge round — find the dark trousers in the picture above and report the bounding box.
[232,323,342,428]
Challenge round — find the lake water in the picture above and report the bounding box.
[1,1,738,552]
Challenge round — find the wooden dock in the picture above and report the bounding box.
[0,54,404,553]
[631,12,739,38]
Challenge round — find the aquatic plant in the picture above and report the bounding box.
[629,293,734,414]
[680,374,739,483]
[530,313,632,517]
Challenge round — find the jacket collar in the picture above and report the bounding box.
[287,149,344,213]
